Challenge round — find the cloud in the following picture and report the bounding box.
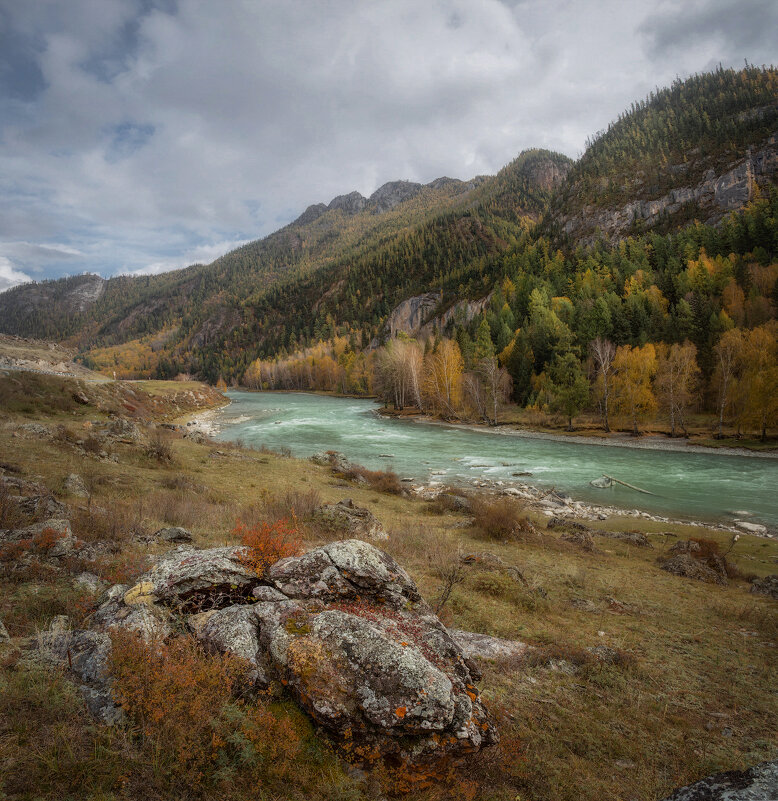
[0,0,774,283]
[128,237,251,275]
[0,256,32,292]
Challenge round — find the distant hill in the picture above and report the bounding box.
[0,149,571,377]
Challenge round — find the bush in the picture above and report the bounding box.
[146,429,173,462]
[470,496,531,541]
[343,464,403,494]
[233,518,302,577]
[109,630,303,791]
[0,482,27,529]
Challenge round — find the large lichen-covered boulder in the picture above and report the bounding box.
[658,759,778,800]
[122,545,256,610]
[64,539,497,777]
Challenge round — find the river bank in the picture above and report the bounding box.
[391,413,778,460]
[203,392,776,537]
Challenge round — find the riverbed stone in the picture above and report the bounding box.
[734,520,768,535]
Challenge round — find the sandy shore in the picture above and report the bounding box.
[176,403,230,435]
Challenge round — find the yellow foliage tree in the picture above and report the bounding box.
[612,343,657,435]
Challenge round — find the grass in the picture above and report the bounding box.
[0,372,776,800]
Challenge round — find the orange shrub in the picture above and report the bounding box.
[233,517,302,577]
[109,630,303,791]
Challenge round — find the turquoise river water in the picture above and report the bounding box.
[213,391,778,527]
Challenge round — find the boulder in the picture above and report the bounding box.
[0,518,76,559]
[120,545,256,611]
[660,553,727,585]
[0,617,9,642]
[18,422,51,438]
[60,540,497,776]
[63,473,88,498]
[657,759,778,801]
[750,574,778,600]
[314,499,388,541]
[734,520,768,535]
[448,629,529,662]
[607,530,653,548]
[154,526,194,544]
[101,417,142,443]
[560,529,595,551]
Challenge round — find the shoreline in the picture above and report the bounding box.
[393,413,778,460]
[233,387,777,459]
[202,397,775,538]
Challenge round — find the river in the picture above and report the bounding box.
[212,391,778,527]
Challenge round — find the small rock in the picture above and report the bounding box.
[0,618,9,642]
[560,529,595,551]
[314,499,388,541]
[448,629,530,662]
[63,473,89,497]
[570,598,600,613]
[660,553,727,585]
[49,615,71,635]
[657,760,778,801]
[587,645,622,664]
[74,572,106,594]
[155,526,194,544]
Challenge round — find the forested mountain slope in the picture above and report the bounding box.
[1,67,776,403]
[0,150,569,367]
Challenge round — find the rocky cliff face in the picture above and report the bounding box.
[557,133,778,244]
[526,156,573,193]
[381,291,492,343]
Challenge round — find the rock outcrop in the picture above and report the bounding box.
[658,759,778,801]
[44,540,498,777]
[381,291,493,343]
[750,574,778,600]
[314,499,388,541]
[558,134,778,244]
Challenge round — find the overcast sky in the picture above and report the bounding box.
[0,0,775,291]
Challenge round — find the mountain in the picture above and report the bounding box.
[545,66,778,243]
[0,149,571,378]
[0,66,776,387]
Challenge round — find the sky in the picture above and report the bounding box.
[0,0,776,291]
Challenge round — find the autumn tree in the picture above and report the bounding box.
[712,327,745,437]
[376,337,423,410]
[612,344,657,435]
[655,341,700,437]
[740,321,778,440]
[423,338,464,418]
[590,337,616,432]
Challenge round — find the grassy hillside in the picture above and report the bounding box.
[0,372,776,800]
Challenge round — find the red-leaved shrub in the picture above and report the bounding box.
[233,517,302,577]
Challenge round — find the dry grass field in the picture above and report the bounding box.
[0,371,776,800]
